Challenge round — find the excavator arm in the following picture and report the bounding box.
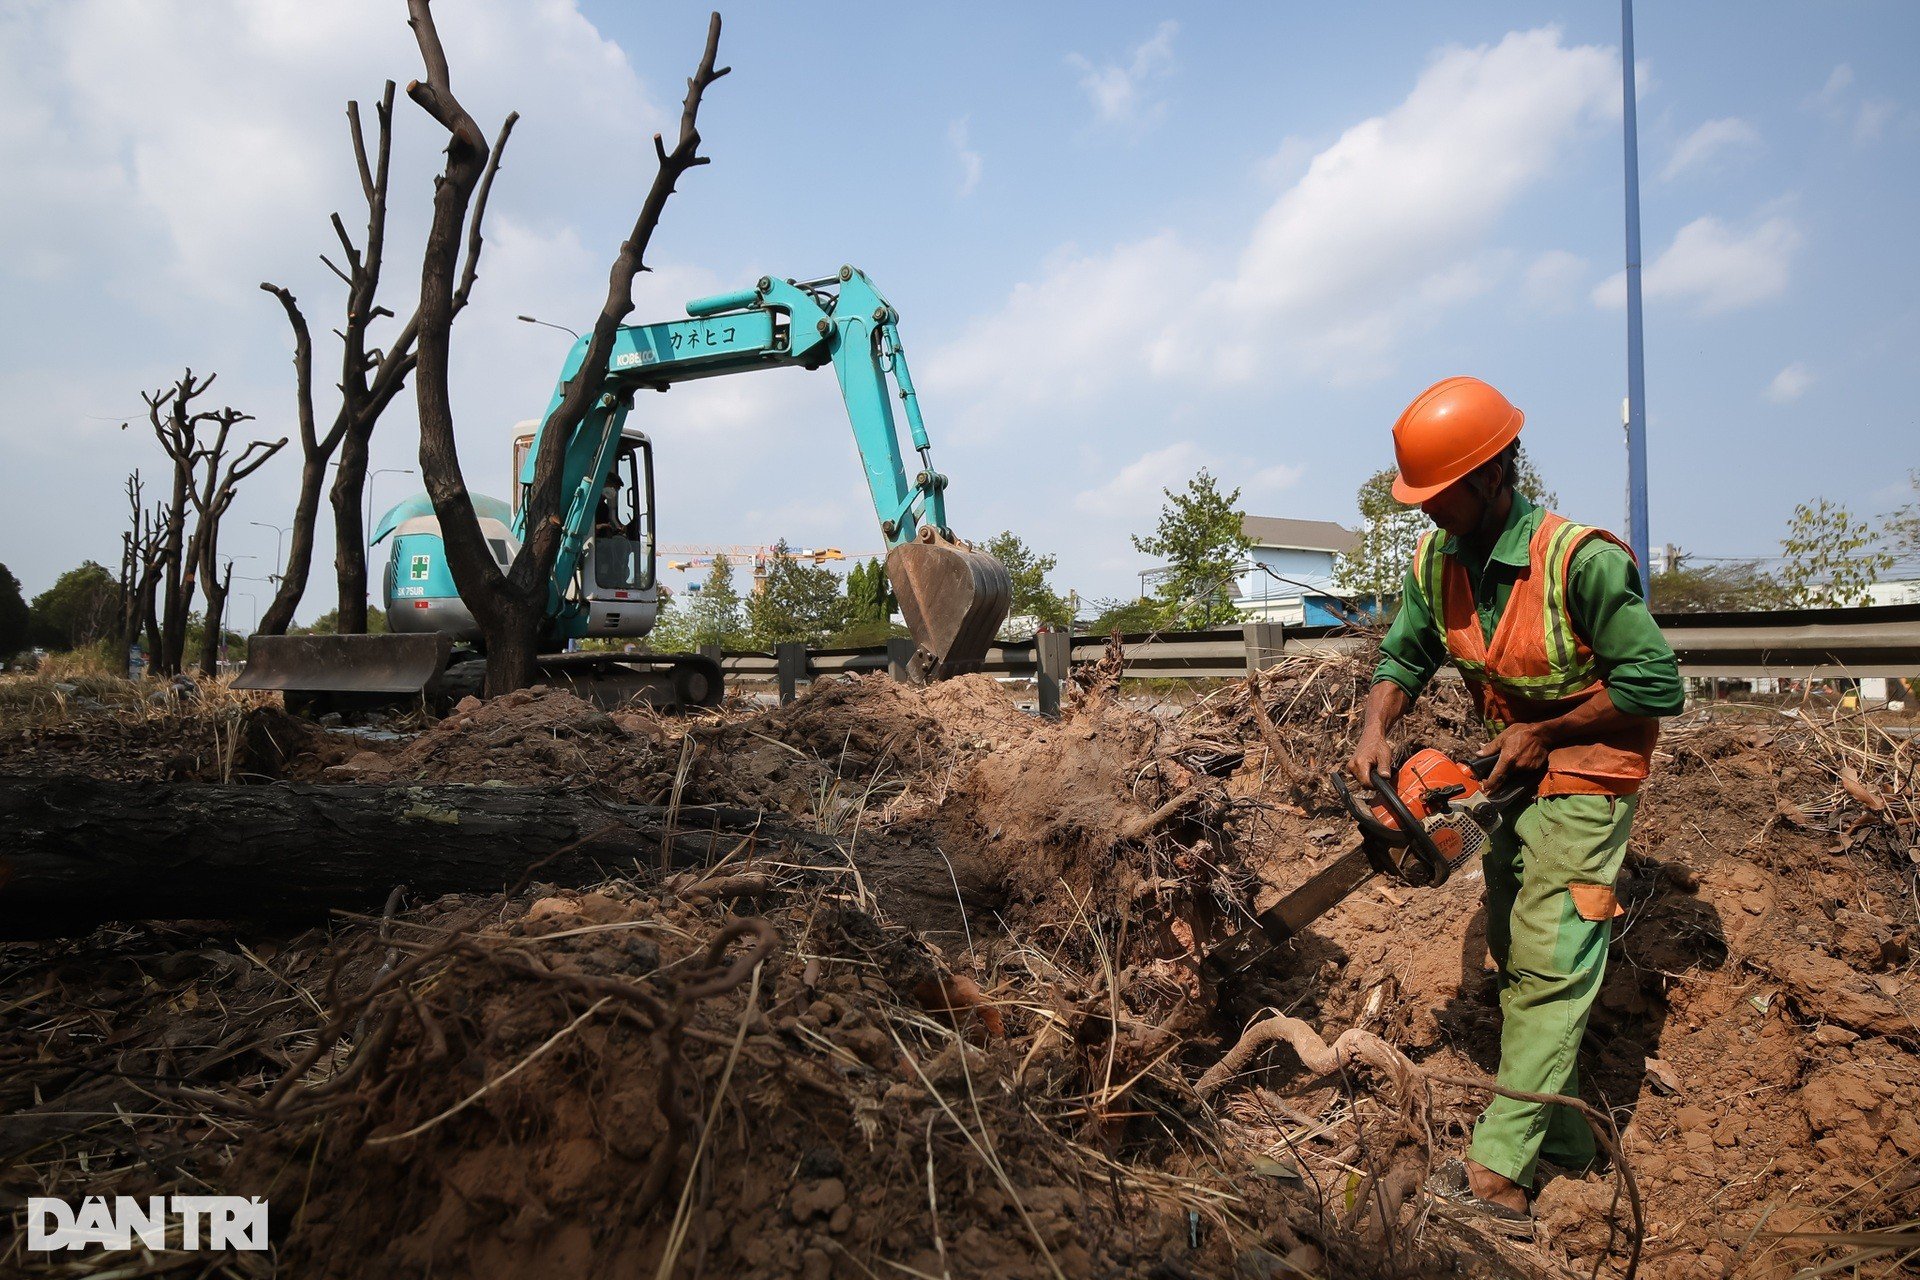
[526,266,1007,676]
[239,267,1008,708]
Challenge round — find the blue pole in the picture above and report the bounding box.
[1621,0,1651,570]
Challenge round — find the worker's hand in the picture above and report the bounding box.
[1348,731,1395,789]
[1483,722,1551,792]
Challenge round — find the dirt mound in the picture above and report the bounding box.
[223,885,1262,1280]
[330,686,674,800]
[687,673,1035,819]
[924,696,1188,908]
[0,701,359,782]
[7,656,1918,1278]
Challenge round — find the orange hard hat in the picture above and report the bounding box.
[1390,376,1525,503]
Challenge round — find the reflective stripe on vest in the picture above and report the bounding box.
[1414,514,1609,713]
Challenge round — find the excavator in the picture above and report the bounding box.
[238,267,1010,711]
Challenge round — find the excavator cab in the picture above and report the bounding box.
[513,427,661,642]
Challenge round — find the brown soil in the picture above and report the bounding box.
[4,658,1916,1278]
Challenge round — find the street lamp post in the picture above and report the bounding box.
[249,520,289,583]
[215,557,255,658]
[1620,0,1651,571]
[518,314,582,340]
[365,468,415,543]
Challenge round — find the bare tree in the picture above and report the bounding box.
[118,472,170,673]
[137,371,218,676]
[132,371,284,674]
[405,0,728,694]
[258,82,513,636]
[183,417,286,674]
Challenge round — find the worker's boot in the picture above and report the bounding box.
[1465,1160,1530,1214]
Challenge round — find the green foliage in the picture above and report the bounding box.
[293,606,390,635]
[1130,469,1251,628]
[745,542,849,648]
[1333,468,1424,604]
[637,590,694,653]
[1511,445,1558,510]
[1334,446,1556,605]
[183,617,248,664]
[0,563,29,657]
[1087,596,1166,636]
[1886,470,1920,562]
[825,618,910,648]
[1648,552,1789,614]
[983,531,1071,636]
[1779,498,1893,608]
[28,561,120,650]
[843,558,892,626]
[686,554,747,648]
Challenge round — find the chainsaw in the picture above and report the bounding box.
[1201,749,1533,984]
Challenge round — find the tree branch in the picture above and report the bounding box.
[451,111,518,315]
[519,11,727,590]
[260,284,319,454]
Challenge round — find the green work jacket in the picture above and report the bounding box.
[1372,493,1684,719]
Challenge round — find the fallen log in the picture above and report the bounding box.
[0,775,826,938]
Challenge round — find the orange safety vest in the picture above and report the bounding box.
[1413,511,1657,797]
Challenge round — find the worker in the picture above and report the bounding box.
[1347,376,1682,1225]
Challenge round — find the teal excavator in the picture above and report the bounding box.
[239,267,1010,710]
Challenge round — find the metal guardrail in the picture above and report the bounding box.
[710,604,1920,708]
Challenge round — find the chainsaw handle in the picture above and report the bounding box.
[1467,751,1539,809]
[1331,766,1453,885]
[1331,768,1407,847]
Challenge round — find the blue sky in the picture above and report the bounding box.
[1,1,1914,619]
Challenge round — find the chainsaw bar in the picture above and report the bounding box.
[1201,843,1377,984]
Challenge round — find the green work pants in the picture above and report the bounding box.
[1466,791,1637,1188]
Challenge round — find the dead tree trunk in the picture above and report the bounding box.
[260,83,477,637]
[0,776,813,937]
[405,1,727,697]
[179,407,286,675]
[121,473,168,675]
[137,373,214,676]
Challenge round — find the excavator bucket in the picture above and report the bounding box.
[235,633,453,699]
[885,530,1012,680]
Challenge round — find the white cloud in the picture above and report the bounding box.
[0,0,660,305]
[1073,447,1301,523]
[1066,21,1178,126]
[1804,62,1902,145]
[1765,362,1813,404]
[1805,63,1855,116]
[1248,464,1305,492]
[949,117,982,197]
[1073,442,1204,518]
[934,27,1618,424]
[1592,214,1801,316]
[1661,117,1760,179]
[1854,98,1897,143]
[923,232,1203,427]
[1521,249,1589,312]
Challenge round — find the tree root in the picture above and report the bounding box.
[1198,1013,1645,1280]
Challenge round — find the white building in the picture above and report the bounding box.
[1235,517,1371,626]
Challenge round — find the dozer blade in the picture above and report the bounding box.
[886,530,1012,680]
[234,633,453,696]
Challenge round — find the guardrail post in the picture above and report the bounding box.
[886,637,917,684]
[1036,630,1071,719]
[776,642,807,705]
[1243,621,1284,675]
